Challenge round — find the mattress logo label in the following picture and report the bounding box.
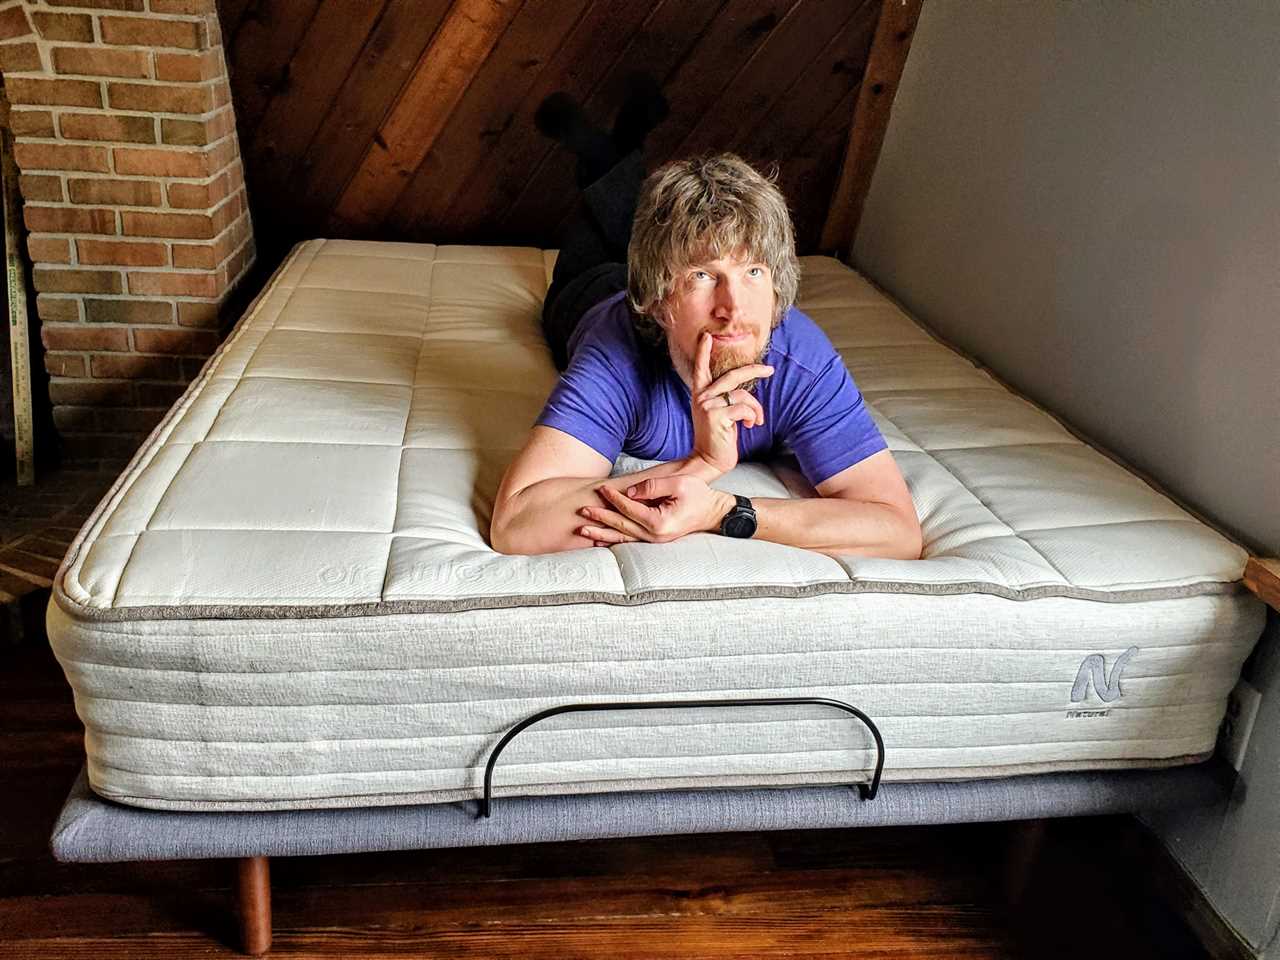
[1068,646,1138,713]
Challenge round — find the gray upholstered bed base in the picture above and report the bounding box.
[51,762,1230,864]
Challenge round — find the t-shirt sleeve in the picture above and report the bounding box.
[782,355,888,487]
[534,334,640,463]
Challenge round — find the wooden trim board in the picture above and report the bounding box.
[819,0,923,259]
[1243,558,1280,612]
[2,83,34,486]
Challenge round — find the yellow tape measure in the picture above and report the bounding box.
[2,111,34,486]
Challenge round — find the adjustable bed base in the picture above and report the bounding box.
[51,761,1234,954]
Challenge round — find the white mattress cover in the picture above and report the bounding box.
[45,240,1265,811]
[55,240,1252,615]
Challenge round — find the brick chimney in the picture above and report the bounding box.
[0,0,253,468]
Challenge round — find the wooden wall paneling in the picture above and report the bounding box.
[529,0,853,250]
[242,0,391,255]
[785,82,861,253]
[218,0,889,255]
[330,0,529,234]
[637,0,800,166]
[740,0,877,170]
[743,0,878,252]
[290,0,456,237]
[819,0,923,257]
[386,0,597,241]
[673,0,851,161]
[432,0,661,242]
[499,0,729,245]
[221,0,324,139]
[532,0,808,249]
[569,0,730,130]
[455,0,788,245]
[217,0,256,42]
[511,0,797,246]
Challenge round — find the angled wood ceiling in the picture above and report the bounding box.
[217,0,880,267]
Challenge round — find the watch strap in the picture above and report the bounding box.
[719,494,757,538]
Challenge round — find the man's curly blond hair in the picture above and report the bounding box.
[626,153,800,348]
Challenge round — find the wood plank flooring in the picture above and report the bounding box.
[0,630,1213,958]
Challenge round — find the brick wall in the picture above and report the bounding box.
[0,0,253,468]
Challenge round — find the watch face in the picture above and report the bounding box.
[723,511,756,539]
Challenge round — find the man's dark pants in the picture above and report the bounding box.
[540,151,646,371]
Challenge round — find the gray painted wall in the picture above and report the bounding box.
[854,0,1278,555]
[852,1,1279,953]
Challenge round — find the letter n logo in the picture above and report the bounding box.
[1071,646,1138,703]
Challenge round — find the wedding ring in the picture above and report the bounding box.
[722,392,733,408]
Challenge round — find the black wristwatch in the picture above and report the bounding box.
[719,494,757,539]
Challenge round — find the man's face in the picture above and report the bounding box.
[662,252,777,389]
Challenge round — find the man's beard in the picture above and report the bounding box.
[671,331,772,395]
[710,337,768,393]
[711,337,757,378]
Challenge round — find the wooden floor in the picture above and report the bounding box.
[1,627,1214,959]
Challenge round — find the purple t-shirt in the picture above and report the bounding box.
[535,292,887,487]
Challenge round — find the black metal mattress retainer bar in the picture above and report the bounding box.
[479,696,886,820]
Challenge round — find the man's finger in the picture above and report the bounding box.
[694,399,764,429]
[624,477,683,501]
[595,486,659,531]
[698,391,766,426]
[697,364,775,401]
[579,524,641,544]
[580,505,649,540]
[723,402,762,428]
[693,332,712,392]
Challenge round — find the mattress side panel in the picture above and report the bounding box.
[47,590,1265,811]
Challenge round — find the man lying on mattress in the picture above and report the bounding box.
[491,92,921,561]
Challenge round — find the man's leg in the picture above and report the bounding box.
[542,151,646,368]
[538,81,666,370]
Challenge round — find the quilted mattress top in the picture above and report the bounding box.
[54,240,1250,621]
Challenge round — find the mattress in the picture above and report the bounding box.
[47,239,1265,811]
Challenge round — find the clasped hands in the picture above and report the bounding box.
[576,332,774,547]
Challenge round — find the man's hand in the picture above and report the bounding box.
[689,331,773,476]
[576,476,736,545]
[493,425,739,554]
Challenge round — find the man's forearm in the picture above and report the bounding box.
[491,455,722,555]
[751,496,923,560]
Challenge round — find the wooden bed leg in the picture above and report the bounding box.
[237,856,272,956]
[1002,818,1047,906]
